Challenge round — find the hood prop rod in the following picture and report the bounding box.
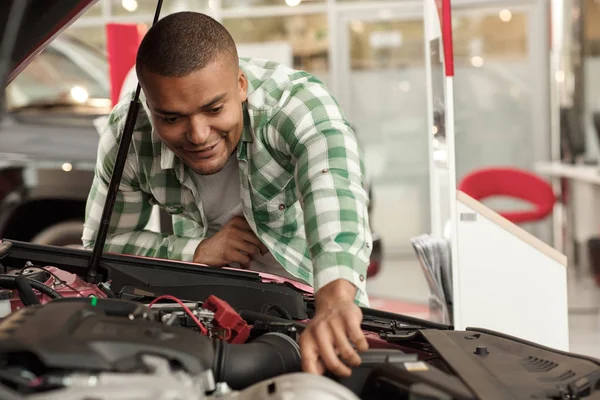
[86,0,164,283]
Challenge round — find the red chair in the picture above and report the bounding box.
[458,167,556,224]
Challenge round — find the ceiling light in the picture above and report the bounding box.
[70,86,89,103]
[122,0,138,12]
[470,56,484,68]
[285,0,301,6]
[62,163,73,172]
[499,9,512,22]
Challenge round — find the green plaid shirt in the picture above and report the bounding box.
[83,58,372,306]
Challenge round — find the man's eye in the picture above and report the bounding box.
[207,106,223,115]
[161,116,181,124]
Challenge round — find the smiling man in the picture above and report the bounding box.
[82,11,372,378]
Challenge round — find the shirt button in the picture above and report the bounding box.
[359,275,365,282]
[322,168,329,173]
[366,243,370,248]
[279,204,286,210]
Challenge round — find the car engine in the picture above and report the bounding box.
[0,295,418,400]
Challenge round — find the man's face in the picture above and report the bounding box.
[140,55,248,175]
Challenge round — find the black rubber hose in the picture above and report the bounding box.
[238,309,306,331]
[14,275,40,306]
[214,332,302,390]
[0,275,62,300]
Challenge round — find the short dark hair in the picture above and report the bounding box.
[136,11,238,78]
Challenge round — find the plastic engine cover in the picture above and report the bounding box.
[0,298,215,375]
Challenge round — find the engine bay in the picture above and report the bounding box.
[0,286,467,400]
[1,240,600,400]
[0,241,471,400]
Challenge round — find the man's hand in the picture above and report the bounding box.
[299,279,369,377]
[193,216,268,268]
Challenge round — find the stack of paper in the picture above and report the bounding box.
[410,234,453,324]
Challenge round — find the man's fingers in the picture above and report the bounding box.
[299,332,321,375]
[248,235,269,255]
[346,312,369,352]
[234,239,261,259]
[329,318,361,367]
[238,231,262,248]
[316,359,326,375]
[314,325,352,377]
[238,231,269,256]
[259,242,269,255]
[225,248,251,265]
[227,217,269,255]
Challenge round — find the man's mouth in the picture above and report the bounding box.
[198,142,220,152]
[186,140,220,153]
[183,139,223,160]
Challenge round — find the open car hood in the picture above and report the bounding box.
[1,0,98,85]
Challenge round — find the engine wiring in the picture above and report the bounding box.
[18,264,85,298]
[260,303,292,320]
[148,294,208,335]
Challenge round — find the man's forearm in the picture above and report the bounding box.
[82,229,203,262]
[315,279,357,307]
[311,243,371,307]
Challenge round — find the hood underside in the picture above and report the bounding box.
[1,0,98,85]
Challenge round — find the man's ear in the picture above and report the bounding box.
[239,70,248,103]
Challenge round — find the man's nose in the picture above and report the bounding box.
[186,115,211,145]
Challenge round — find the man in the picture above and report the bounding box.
[83,11,372,378]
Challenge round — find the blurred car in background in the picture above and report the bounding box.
[0,34,110,247]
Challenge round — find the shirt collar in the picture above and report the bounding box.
[240,101,254,143]
[160,140,178,171]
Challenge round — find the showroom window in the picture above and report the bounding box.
[223,13,328,74]
[452,11,528,65]
[348,19,424,69]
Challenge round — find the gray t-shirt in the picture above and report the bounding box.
[192,155,301,282]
